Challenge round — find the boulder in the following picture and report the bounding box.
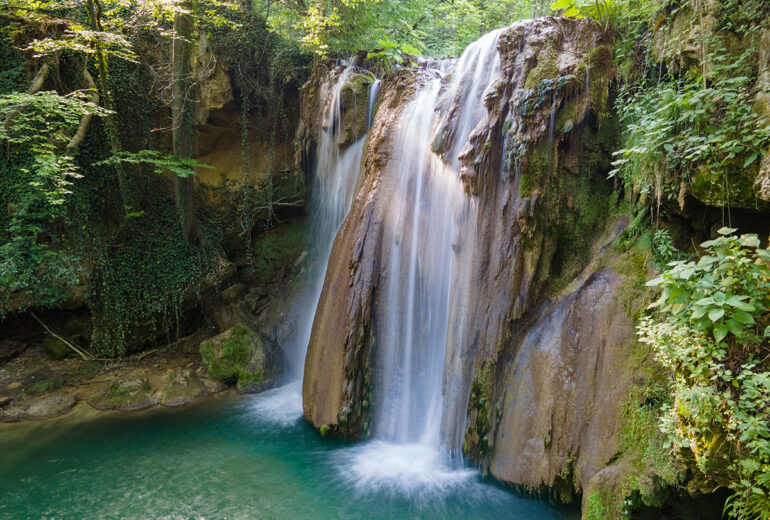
[88,375,157,411]
[159,369,209,406]
[1,393,77,421]
[199,324,277,391]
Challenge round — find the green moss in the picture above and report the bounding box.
[25,376,65,395]
[319,424,330,436]
[585,45,614,120]
[251,221,308,283]
[42,336,74,360]
[519,143,551,197]
[584,491,609,520]
[200,324,256,384]
[236,366,264,390]
[689,166,765,209]
[525,44,559,91]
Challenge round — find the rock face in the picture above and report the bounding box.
[301,16,638,504]
[487,268,636,499]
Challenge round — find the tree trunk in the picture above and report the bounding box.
[172,5,197,244]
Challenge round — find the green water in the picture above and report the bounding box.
[0,385,576,519]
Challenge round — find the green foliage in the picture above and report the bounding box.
[0,91,109,313]
[265,0,539,58]
[27,29,138,62]
[550,0,625,29]
[89,196,205,357]
[640,228,770,519]
[366,39,420,72]
[250,222,308,284]
[612,45,770,209]
[96,150,212,178]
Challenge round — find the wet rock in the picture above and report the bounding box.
[488,269,636,501]
[88,375,157,411]
[221,283,248,303]
[159,369,209,406]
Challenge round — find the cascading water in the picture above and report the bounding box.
[343,30,504,490]
[262,67,379,419]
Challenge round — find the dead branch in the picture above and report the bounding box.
[30,311,96,361]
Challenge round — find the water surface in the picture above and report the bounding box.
[0,385,575,519]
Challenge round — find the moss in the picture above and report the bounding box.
[319,424,330,436]
[519,142,551,197]
[584,45,614,120]
[689,166,767,210]
[25,376,65,395]
[42,336,73,360]
[556,98,580,135]
[200,324,255,383]
[584,491,609,520]
[250,221,308,284]
[525,44,559,91]
[236,366,264,390]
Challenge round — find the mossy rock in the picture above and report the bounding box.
[88,375,157,411]
[199,324,269,390]
[339,71,375,148]
[24,376,65,395]
[159,370,209,406]
[42,336,73,360]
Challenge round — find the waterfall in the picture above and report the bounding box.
[345,30,504,487]
[273,67,378,414]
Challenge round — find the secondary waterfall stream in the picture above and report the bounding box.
[272,67,380,417]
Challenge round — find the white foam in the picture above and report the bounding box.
[248,383,304,427]
[337,440,475,496]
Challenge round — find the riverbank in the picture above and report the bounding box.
[0,326,234,422]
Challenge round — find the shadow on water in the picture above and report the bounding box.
[0,386,578,519]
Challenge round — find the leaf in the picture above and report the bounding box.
[717,227,738,235]
[732,309,755,325]
[737,234,760,248]
[550,0,573,9]
[563,6,582,17]
[725,296,755,312]
[708,309,724,322]
[714,325,728,343]
[401,43,420,56]
[726,318,743,337]
[743,153,759,168]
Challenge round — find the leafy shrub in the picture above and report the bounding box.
[640,227,770,519]
[611,45,770,209]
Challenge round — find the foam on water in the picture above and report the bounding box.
[248,382,304,427]
[339,441,476,495]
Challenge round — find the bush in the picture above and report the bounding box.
[640,227,770,519]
